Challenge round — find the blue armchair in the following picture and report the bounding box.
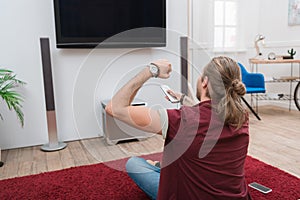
[238,63,266,120]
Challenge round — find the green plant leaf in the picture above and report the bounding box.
[0,68,25,127]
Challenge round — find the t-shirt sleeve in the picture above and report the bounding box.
[158,109,169,139]
[158,108,183,141]
[165,108,182,142]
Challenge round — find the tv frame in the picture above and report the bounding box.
[53,0,167,48]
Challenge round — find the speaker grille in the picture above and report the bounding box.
[40,38,55,111]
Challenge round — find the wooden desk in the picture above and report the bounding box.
[249,58,300,74]
[249,58,300,64]
[249,58,300,110]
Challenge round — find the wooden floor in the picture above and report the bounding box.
[0,106,299,180]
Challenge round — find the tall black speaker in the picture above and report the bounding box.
[180,36,188,94]
[40,37,67,151]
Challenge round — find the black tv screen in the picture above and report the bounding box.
[53,0,166,48]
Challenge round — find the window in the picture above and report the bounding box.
[214,0,237,50]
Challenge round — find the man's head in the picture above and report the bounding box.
[197,56,245,100]
[196,56,247,128]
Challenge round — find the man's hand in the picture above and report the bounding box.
[151,59,172,79]
[165,89,198,106]
[165,90,182,102]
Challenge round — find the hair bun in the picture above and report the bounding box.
[232,79,246,96]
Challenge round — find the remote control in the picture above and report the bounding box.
[160,85,179,103]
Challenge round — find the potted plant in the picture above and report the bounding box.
[0,68,25,167]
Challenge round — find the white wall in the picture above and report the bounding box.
[0,0,188,149]
[251,0,300,109]
[1,0,299,149]
[191,0,300,110]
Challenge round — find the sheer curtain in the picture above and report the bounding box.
[188,0,246,91]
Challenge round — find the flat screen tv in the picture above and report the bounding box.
[53,0,166,48]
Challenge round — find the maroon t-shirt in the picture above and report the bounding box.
[157,100,251,200]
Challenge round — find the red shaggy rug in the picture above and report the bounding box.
[0,153,299,200]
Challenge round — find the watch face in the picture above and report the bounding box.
[150,64,158,77]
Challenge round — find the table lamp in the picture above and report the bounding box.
[255,34,265,57]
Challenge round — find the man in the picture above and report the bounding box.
[105,56,251,200]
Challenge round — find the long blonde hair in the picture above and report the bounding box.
[202,56,246,129]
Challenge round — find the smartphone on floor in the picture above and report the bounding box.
[248,182,272,194]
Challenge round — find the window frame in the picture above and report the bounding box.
[213,0,243,52]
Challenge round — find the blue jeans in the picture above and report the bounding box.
[126,157,160,200]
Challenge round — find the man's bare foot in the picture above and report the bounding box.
[146,160,160,168]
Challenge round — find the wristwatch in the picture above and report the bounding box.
[149,63,159,78]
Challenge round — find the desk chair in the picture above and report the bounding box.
[238,63,266,120]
